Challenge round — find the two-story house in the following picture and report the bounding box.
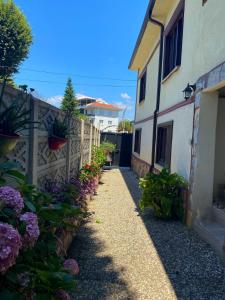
[77,96,121,132]
[129,0,225,258]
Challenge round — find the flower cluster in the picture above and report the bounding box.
[20,213,40,249]
[0,223,22,273]
[0,186,24,214]
[18,272,30,288]
[71,177,98,197]
[63,259,79,275]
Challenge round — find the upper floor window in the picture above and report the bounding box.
[108,120,112,125]
[139,71,146,103]
[163,11,184,78]
[99,120,104,124]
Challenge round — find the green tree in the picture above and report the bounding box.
[61,78,79,118]
[0,0,32,103]
[118,119,133,133]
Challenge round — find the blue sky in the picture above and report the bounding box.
[14,0,148,120]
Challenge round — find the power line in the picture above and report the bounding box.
[14,77,136,88]
[0,65,136,82]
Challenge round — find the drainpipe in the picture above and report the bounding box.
[149,16,164,173]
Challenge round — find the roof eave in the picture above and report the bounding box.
[128,0,157,70]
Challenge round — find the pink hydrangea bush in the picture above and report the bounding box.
[0,223,22,273]
[63,259,79,275]
[20,212,40,249]
[0,186,24,214]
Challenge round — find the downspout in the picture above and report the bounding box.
[149,15,164,172]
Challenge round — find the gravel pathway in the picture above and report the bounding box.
[69,169,225,300]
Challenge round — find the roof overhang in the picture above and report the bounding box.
[129,0,180,71]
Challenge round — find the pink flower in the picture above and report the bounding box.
[63,259,79,275]
[0,223,22,273]
[56,290,71,300]
[0,186,24,214]
[20,212,40,249]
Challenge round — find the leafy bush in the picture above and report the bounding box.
[139,169,187,220]
[92,145,106,167]
[51,118,68,139]
[100,141,116,154]
[0,98,38,136]
[0,163,82,299]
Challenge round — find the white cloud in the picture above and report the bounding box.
[76,93,94,100]
[45,95,63,108]
[120,93,131,100]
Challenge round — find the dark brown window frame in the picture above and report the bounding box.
[139,70,147,103]
[163,2,184,79]
[134,128,142,154]
[156,121,173,169]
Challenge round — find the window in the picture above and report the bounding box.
[139,71,146,103]
[163,11,184,78]
[202,0,208,5]
[99,120,104,124]
[108,120,112,125]
[134,129,142,154]
[156,122,173,168]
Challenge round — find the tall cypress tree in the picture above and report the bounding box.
[61,78,78,117]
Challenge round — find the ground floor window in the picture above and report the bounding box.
[134,128,142,154]
[156,121,173,168]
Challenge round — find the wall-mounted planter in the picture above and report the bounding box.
[48,135,67,151]
[0,133,20,156]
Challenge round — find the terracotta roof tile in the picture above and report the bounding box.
[86,102,121,111]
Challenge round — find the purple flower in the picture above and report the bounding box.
[0,186,24,214]
[63,259,79,275]
[20,213,40,249]
[18,272,30,288]
[0,223,22,273]
[70,177,97,197]
[56,290,71,300]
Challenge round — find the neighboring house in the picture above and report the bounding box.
[77,96,121,132]
[129,0,225,258]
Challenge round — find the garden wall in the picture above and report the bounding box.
[2,85,100,189]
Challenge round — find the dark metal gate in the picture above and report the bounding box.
[101,133,133,167]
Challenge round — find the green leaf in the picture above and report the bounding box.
[6,169,26,181]
[0,290,24,300]
[25,199,36,212]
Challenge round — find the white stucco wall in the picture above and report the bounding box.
[92,116,119,133]
[133,0,225,181]
[133,120,153,165]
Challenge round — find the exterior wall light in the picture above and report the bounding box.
[183,83,196,100]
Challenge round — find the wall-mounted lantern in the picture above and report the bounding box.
[183,83,196,100]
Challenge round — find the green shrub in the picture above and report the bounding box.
[92,145,106,167]
[100,141,116,154]
[139,168,187,221]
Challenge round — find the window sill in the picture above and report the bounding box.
[161,66,180,84]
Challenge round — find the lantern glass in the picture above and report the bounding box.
[183,84,193,100]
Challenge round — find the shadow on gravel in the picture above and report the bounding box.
[68,219,136,300]
[120,168,225,300]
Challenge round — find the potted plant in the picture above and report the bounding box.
[100,141,116,166]
[0,100,35,156]
[48,118,68,150]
